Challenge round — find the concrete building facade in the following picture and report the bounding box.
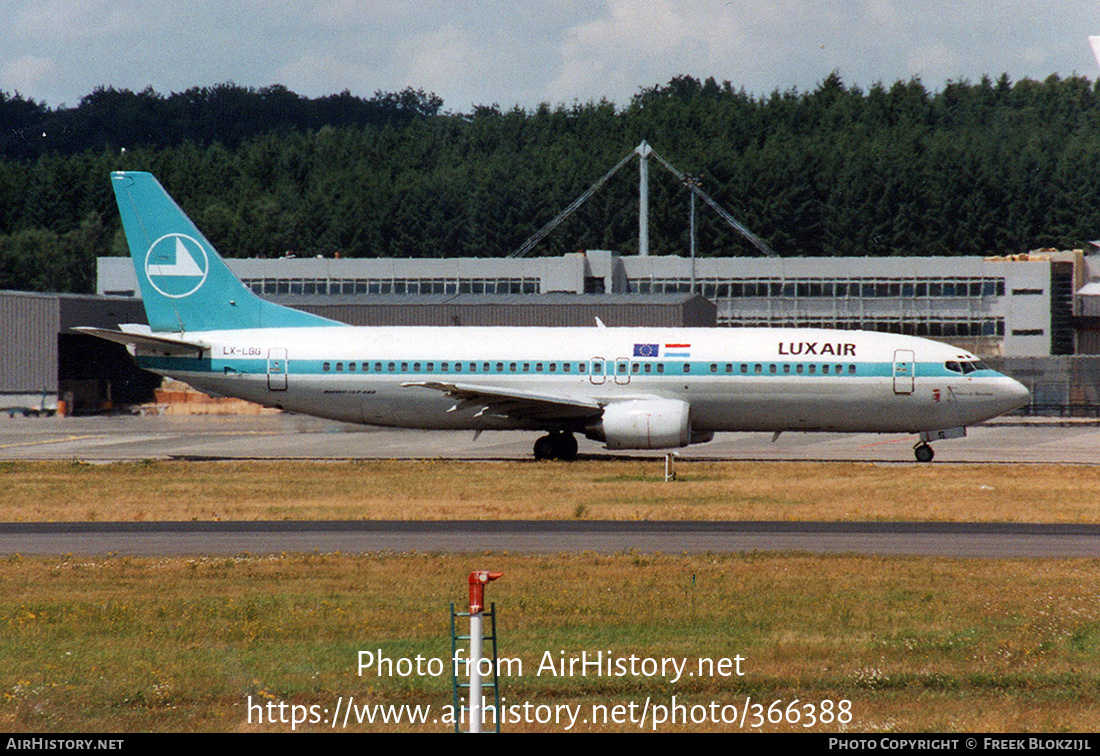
[99,248,1088,358]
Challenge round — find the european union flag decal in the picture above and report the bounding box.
[633,343,659,357]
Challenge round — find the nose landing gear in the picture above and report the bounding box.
[913,427,965,462]
[533,431,578,461]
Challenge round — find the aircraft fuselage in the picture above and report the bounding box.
[134,325,1028,436]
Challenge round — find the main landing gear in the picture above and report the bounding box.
[533,431,578,461]
[913,442,935,463]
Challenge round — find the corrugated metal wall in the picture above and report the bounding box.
[0,292,59,393]
[989,355,1100,412]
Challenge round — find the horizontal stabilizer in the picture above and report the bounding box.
[73,327,209,357]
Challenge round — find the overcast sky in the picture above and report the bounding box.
[3,1,1099,112]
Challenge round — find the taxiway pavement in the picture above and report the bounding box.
[1,414,1097,464]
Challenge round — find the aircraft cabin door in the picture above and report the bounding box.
[614,357,631,385]
[589,357,606,385]
[892,349,915,395]
[267,348,288,391]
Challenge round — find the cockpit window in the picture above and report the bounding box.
[946,359,987,374]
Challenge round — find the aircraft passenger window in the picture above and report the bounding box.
[710,364,718,373]
[563,363,571,373]
[524,363,531,372]
[796,364,804,374]
[426,363,434,372]
[754,364,762,374]
[808,364,816,375]
[644,363,652,373]
[550,363,558,373]
[683,364,691,374]
[483,362,490,372]
[783,364,791,374]
[336,362,344,372]
[442,362,449,372]
[401,362,408,372]
[740,364,748,374]
[822,364,830,374]
[537,363,544,372]
[769,364,777,374]
[632,363,640,373]
[361,363,369,372]
[387,362,395,372]
[657,364,665,373]
[496,362,504,372]
[375,362,382,372]
[323,362,331,372]
[725,364,733,373]
[848,365,856,375]
[509,363,517,372]
[348,363,355,372]
[579,364,586,373]
[617,363,625,374]
[835,364,842,373]
[454,363,462,372]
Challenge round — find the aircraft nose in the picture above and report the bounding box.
[998,376,1031,413]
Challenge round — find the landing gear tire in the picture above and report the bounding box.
[914,443,934,463]
[533,432,578,461]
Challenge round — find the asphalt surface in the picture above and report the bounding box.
[2,414,1098,558]
[1,413,1099,464]
[1,520,1098,558]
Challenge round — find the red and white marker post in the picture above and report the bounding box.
[467,570,502,733]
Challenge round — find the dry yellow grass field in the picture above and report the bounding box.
[2,459,1098,733]
[0,459,1097,522]
[1,552,1098,732]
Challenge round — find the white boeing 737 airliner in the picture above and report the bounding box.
[81,172,1031,462]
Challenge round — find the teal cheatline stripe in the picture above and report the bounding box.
[142,355,964,380]
[111,172,345,333]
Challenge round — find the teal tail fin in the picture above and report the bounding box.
[110,171,342,332]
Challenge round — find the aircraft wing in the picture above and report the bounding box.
[73,327,209,357]
[402,381,603,422]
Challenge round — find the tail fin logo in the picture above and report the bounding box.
[144,234,209,299]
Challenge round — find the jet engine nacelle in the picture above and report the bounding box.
[586,398,692,450]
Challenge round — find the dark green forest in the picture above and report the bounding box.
[3,73,1100,293]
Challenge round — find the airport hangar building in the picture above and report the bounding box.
[5,248,1100,415]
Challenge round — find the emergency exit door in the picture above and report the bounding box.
[267,348,288,391]
[892,349,914,394]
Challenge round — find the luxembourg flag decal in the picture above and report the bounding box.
[664,342,691,358]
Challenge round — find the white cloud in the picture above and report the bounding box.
[279,55,382,96]
[1020,47,1049,67]
[0,0,1096,109]
[11,0,140,41]
[0,55,56,95]
[907,44,963,81]
[402,25,477,95]
[546,0,743,104]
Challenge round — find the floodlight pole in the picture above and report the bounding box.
[637,140,652,257]
[687,176,699,292]
[468,570,502,733]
